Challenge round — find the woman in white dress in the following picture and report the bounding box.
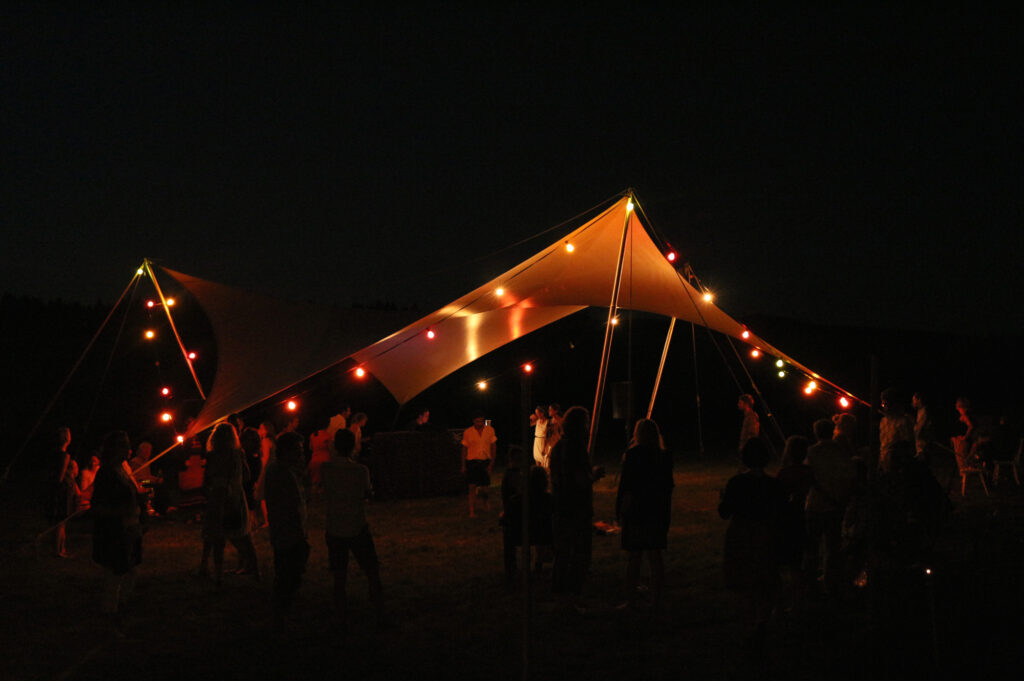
[530,406,548,467]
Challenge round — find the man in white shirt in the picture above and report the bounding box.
[461,415,497,518]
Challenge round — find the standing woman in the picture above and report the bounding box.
[91,431,143,622]
[548,406,593,606]
[529,406,548,467]
[616,418,673,609]
[254,421,277,528]
[199,423,260,584]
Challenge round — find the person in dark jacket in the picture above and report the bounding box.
[615,418,673,609]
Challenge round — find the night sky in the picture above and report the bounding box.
[3,5,1021,335]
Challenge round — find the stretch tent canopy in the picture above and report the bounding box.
[348,195,837,405]
[164,194,850,437]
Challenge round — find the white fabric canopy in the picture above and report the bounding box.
[349,196,838,405]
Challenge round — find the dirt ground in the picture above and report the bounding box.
[1,456,1022,681]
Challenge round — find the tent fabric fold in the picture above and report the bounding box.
[159,267,411,435]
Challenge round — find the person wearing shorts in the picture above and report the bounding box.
[323,428,383,629]
[461,415,497,518]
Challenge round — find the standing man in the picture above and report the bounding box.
[323,428,384,630]
[461,414,497,518]
[264,431,310,632]
[738,395,760,457]
[805,419,856,597]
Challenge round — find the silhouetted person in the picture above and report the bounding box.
[879,387,914,472]
[776,435,813,606]
[198,423,259,584]
[91,431,143,627]
[264,431,310,632]
[615,418,673,610]
[805,418,856,596]
[548,406,593,608]
[719,438,785,651]
[501,447,554,588]
[323,428,384,631]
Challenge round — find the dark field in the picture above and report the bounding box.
[1,456,1022,681]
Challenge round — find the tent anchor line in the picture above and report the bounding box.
[2,271,144,483]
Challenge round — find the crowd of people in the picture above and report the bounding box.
[44,387,1018,640]
[718,388,1021,653]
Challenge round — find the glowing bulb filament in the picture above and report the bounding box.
[702,291,713,303]
[565,242,575,253]
[355,367,366,378]
[477,381,488,391]
[495,287,505,297]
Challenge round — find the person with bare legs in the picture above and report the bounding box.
[461,414,496,518]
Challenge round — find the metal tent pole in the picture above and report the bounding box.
[587,195,634,455]
[646,317,676,419]
[143,260,206,400]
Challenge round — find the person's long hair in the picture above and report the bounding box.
[560,406,589,446]
[208,422,240,453]
[630,418,664,450]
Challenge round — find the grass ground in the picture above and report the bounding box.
[1,455,1022,681]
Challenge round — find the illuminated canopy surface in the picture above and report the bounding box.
[165,195,843,436]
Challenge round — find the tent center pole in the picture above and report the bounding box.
[646,317,676,419]
[588,195,633,454]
